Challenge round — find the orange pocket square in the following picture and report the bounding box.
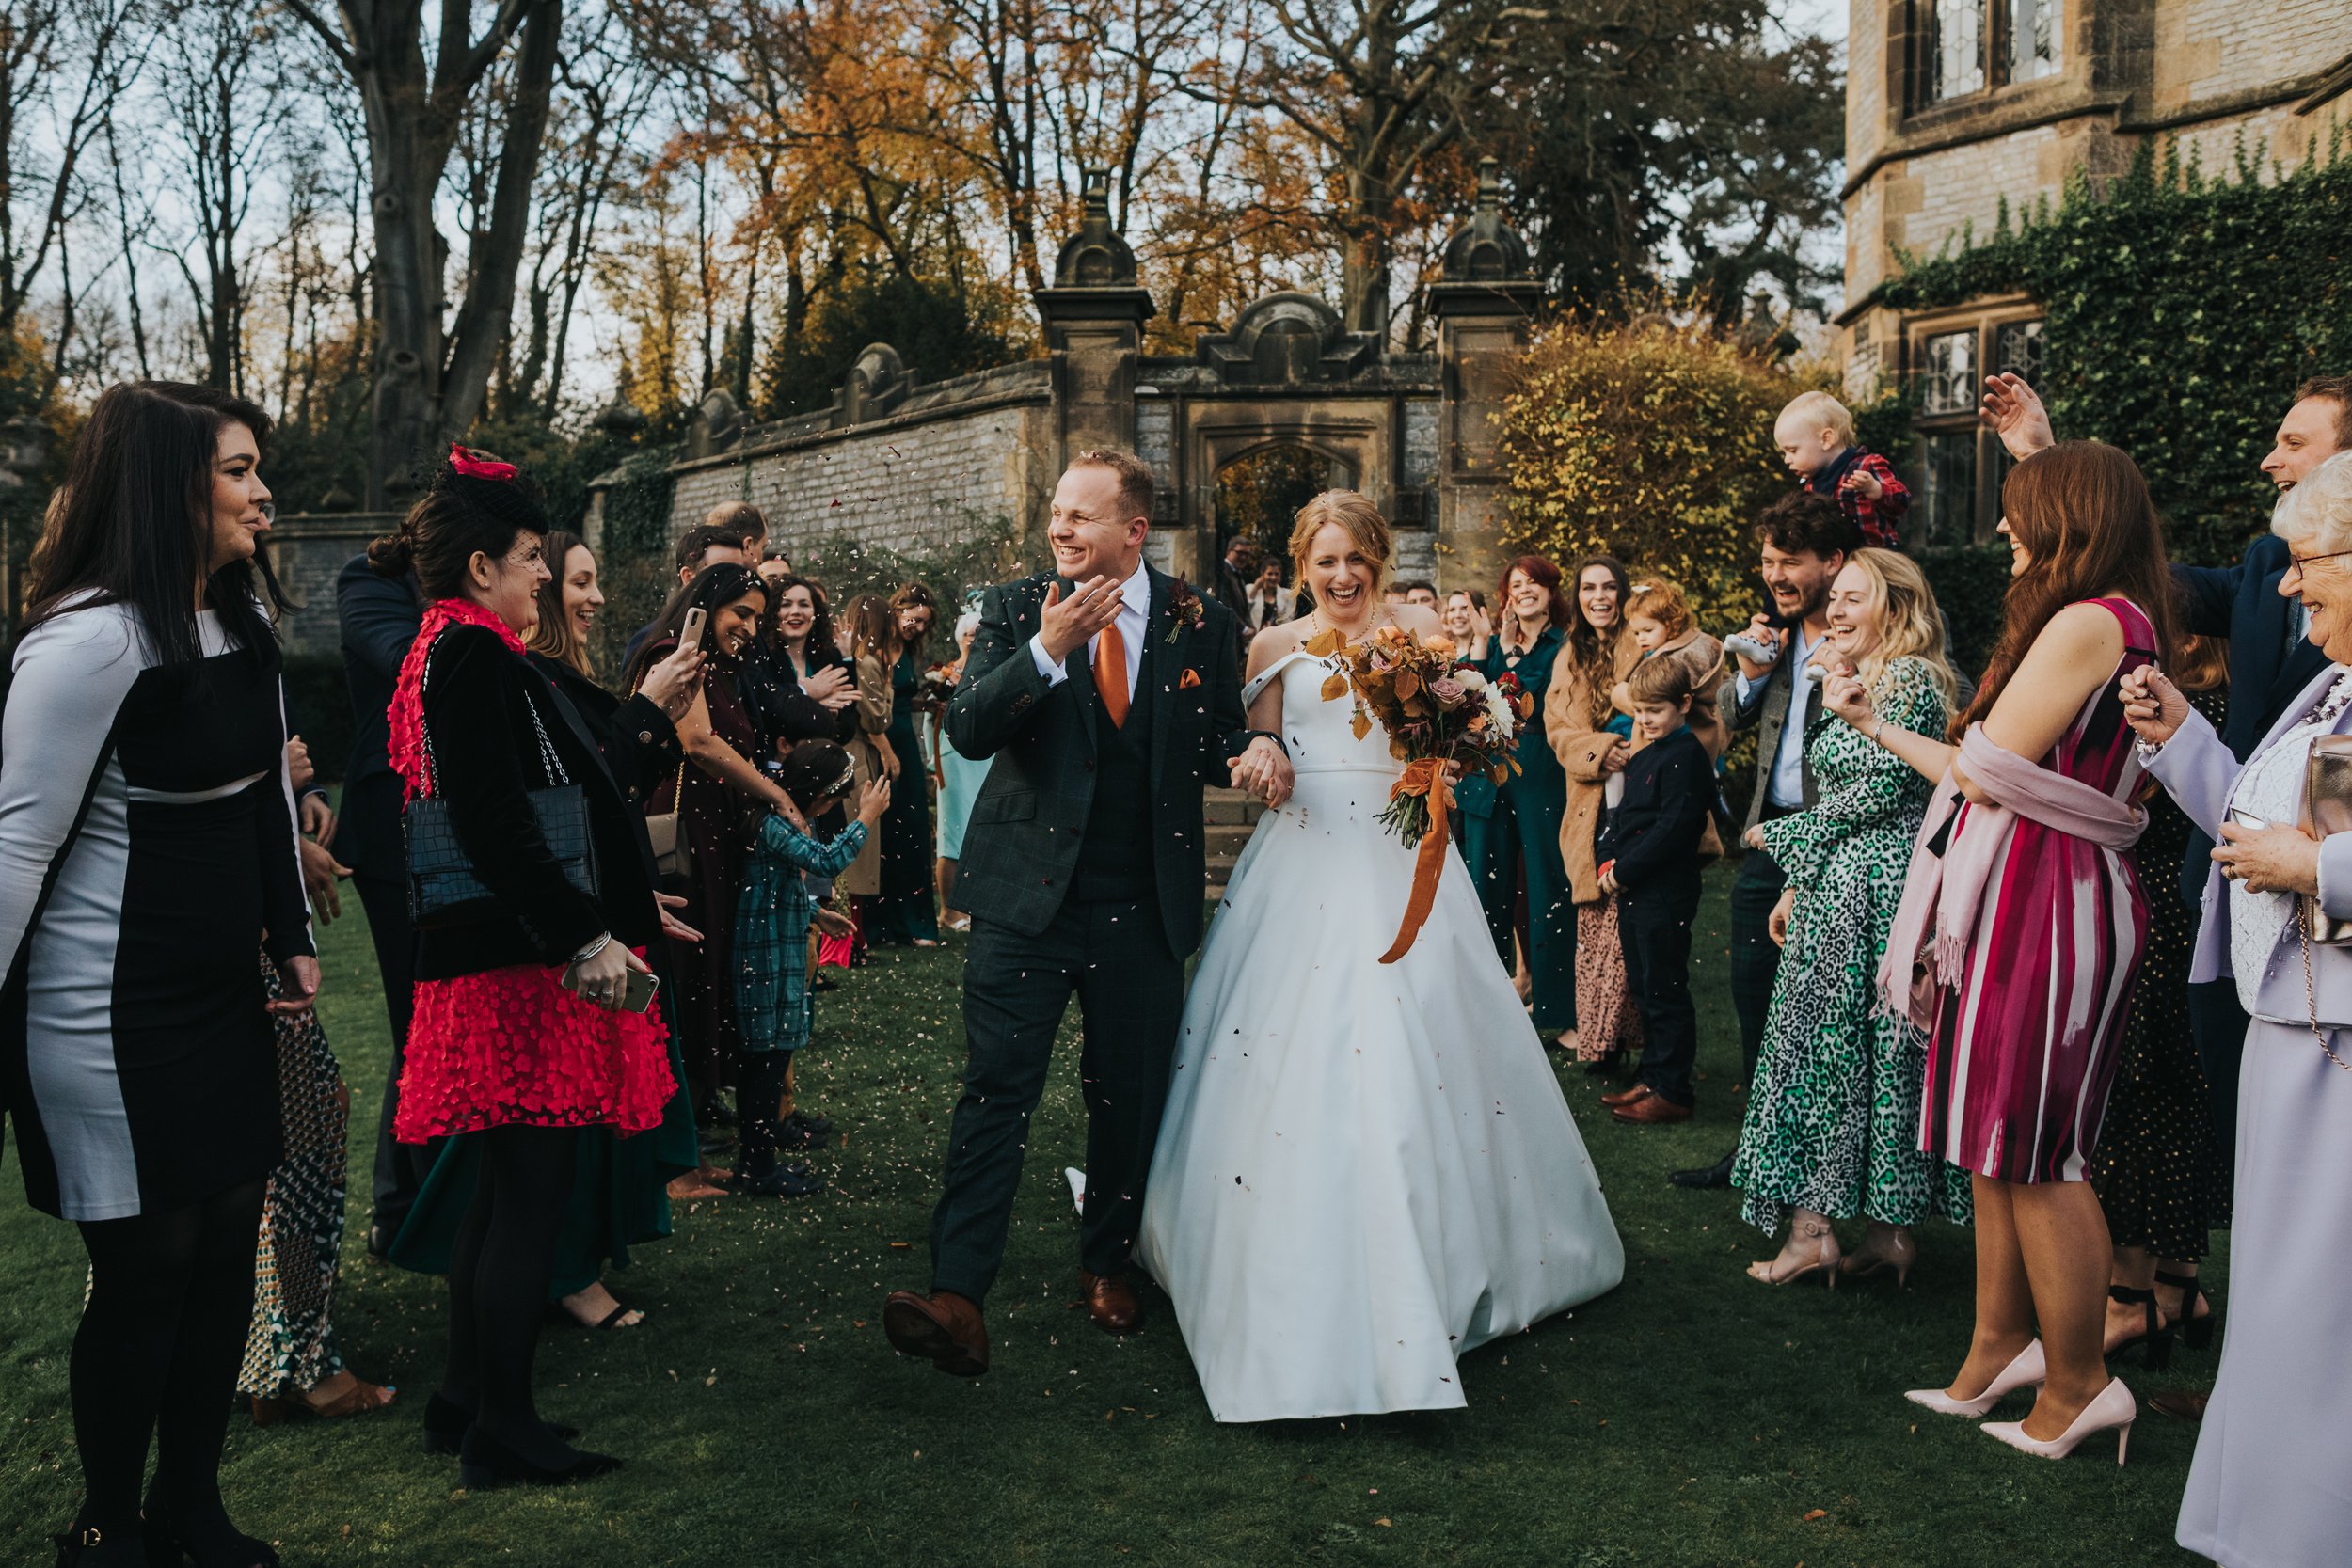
[1180,668,1203,689]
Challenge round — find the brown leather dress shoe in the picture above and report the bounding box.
[2150,1390,2208,1422]
[882,1290,990,1376]
[1599,1082,1653,1109]
[1613,1092,1693,1124]
[1080,1271,1143,1335]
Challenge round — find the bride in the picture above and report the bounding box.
[1135,491,1623,1423]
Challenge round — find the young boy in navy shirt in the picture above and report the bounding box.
[1774,389,1909,548]
[1596,656,1715,1124]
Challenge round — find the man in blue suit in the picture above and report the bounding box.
[1982,372,2348,1419]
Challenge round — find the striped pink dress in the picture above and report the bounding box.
[1919,597,2155,1184]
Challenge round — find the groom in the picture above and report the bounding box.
[883,449,1285,1376]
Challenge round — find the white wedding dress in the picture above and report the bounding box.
[1135,650,1624,1423]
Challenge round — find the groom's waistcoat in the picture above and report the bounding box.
[1073,636,1157,904]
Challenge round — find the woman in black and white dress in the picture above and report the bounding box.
[1,382,315,1567]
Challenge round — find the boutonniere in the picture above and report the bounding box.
[1165,580,1206,644]
[1180,668,1202,689]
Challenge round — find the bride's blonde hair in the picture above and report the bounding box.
[1289,490,1392,593]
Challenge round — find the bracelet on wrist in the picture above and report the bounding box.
[569,932,613,965]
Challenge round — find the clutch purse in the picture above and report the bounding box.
[405,657,600,929]
[2300,734,2352,945]
[644,758,694,883]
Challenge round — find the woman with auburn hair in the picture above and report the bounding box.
[1828,443,2176,1461]
[1732,546,1971,1289]
[1462,552,1581,1039]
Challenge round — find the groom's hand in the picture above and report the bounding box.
[1229,736,1293,808]
[1038,576,1125,664]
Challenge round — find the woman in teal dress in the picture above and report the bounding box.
[931,606,991,931]
[1731,549,1973,1287]
[1460,555,1578,1037]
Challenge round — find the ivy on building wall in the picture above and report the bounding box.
[1875,126,2351,567]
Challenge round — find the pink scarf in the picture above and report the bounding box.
[1876,723,2148,1032]
[387,597,532,805]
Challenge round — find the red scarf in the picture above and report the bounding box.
[388,598,532,805]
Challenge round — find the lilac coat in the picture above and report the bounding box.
[2146,660,2352,1026]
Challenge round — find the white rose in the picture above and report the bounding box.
[1456,668,1488,691]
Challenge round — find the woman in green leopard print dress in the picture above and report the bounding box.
[1731,552,1974,1286]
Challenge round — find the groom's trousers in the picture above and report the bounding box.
[930,897,1186,1303]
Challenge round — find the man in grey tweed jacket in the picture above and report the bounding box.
[883,451,1283,1376]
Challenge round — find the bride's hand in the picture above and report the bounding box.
[1230,736,1293,808]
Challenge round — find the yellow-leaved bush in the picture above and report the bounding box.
[1497,315,1815,643]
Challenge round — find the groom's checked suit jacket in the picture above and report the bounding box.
[946,564,1248,957]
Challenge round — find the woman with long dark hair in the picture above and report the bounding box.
[2,382,312,1565]
[623,563,800,1134]
[869,581,942,945]
[371,448,677,1487]
[765,572,857,743]
[1462,554,1580,1040]
[1543,553,1639,1067]
[1829,442,2176,1460]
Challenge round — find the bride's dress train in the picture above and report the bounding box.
[1136,651,1623,1423]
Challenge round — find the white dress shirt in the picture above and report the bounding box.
[1028,562,1150,700]
[1733,624,1824,810]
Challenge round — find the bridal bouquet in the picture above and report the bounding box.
[1307,624,1533,962]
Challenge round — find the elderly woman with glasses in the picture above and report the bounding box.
[2122,451,2352,1567]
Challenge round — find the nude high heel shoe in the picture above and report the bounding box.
[1981,1377,2137,1464]
[1905,1339,2046,1418]
[1745,1212,1839,1288]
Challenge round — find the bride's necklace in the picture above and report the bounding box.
[1308,603,1388,651]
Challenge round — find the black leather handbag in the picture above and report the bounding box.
[405,655,599,929]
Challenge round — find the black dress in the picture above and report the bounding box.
[0,598,312,1220]
[870,648,939,943]
[2089,687,2233,1259]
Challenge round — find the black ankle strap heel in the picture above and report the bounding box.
[2108,1284,2174,1370]
[2155,1268,2216,1351]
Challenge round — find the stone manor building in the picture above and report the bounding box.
[1837,0,2352,541]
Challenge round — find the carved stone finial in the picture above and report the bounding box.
[594,395,648,439]
[1438,157,1534,285]
[1052,166,1140,289]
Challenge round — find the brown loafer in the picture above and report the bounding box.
[882,1290,990,1376]
[1613,1092,1692,1124]
[1079,1271,1143,1335]
[2150,1390,2208,1422]
[1599,1083,1653,1109]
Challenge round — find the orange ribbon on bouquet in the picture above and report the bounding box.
[1378,757,1454,964]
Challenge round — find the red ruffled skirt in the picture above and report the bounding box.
[394,956,675,1143]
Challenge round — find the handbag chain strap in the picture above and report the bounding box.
[418,638,571,798]
[2298,920,2352,1072]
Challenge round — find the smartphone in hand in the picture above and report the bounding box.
[680,606,708,651]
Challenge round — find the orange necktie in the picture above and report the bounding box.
[1094,616,1129,728]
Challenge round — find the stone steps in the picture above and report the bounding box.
[1202,785,1268,903]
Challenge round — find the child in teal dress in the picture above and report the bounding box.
[734,741,891,1196]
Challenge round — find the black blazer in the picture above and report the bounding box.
[743,639,856,749]
[1597,727,1712,895]
[414,626,659,980]
[946,566,1246,955]
[2174,535,2332,900]
[336,555,424,882]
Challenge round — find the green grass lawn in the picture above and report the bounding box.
[1,865,2221,1566]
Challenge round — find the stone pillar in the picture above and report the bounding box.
[1427,159,1541,594]
[1033,168,1157,535]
